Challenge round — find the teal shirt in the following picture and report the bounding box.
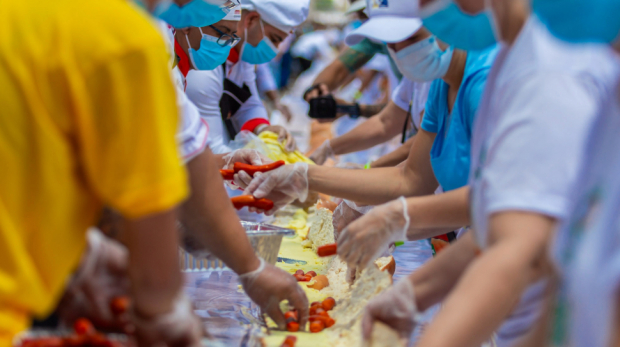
[421,46,499,191]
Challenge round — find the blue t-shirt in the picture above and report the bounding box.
[421,46,499,191]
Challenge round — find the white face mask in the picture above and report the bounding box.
[388,36,454,82]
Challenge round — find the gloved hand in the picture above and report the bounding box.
[243,163,309,215]
[58,228,130,331]
[259,125,297,152]
[276,103,293,123]
[309,140,335,165]
[337,196,410,269]
[332,200,373,240]
[239,258,309,330]
[222,149,273,189]
[361,279,421,341]
[132,294,205,347]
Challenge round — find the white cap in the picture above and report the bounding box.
[241,0,310,33]
[222,5,242,21]
[345,0,423,46]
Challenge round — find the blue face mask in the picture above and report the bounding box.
[533,0,620,44]
[154,0,231,28]
[388,36,453,82]
[240,21,278,64]
[186,28,232,70]
[422,0,497,51]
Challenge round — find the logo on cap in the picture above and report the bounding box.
[372,0,388,9]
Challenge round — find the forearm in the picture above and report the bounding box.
[359,103,386,118]
[370,137,415,168]
[405,187,471,240]
[312,59,353,92]
[417,245,542,347]
[125,210,183,317]
[409,232,480,312]
[179,149,261,275]
[329,117,391,155]
[416,213,555,347]
[307,164,430,205]
[330,102,407,156]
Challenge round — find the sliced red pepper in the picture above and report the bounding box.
[230,196,274,211]
[281,335,297,347]
[220,169,235,180]
[233,160,285,177]
[317,243,337,257]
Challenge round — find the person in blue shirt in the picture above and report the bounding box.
[241,0,498,264]
[421,47,497,191]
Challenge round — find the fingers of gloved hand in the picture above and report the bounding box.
[361,308,376,340]
[133,294,204,347]
[264,302,287,330]
[285,283,309,328]
[346,266,357,285]
[332,202,364,239]
[363,279,418,339]
[223,149,272,169]
[284,133,296,153]
[233,171,253,189]
[244,171,270,198]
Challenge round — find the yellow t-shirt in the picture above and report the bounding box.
[0,0,188,340]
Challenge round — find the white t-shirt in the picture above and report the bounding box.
[156,21,209,162]
[185,58,269,154]
[468,15,620,347]
[391,77,431,131]
[552,84,620,347]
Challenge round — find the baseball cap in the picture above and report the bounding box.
[222,4,242,20]
[345,0,423,46]
[241,0,310,33]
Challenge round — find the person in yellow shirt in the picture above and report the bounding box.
[0,0,204,345]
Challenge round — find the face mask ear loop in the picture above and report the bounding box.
[185,32,197,69]
[259,19,266,41]
[484,0,500,41]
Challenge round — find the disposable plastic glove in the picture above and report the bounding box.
[361,279,422,341]
[337,196,409,269]
[222,149,273,189]
[243,163,309,215]
[309,140,335,165]
[132,294,205,347]
[59,228,130,331]
[239,258,309,330]
[332,200,373,240]
[260,125,297,152]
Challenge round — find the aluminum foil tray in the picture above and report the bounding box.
[181,221,295,271]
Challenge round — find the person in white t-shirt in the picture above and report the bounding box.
[358,1,620,347]
[309,77,430,167]
[177,0,308,154]
[524,2,620,346]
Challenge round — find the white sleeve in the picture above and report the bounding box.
[255,63,278,94]
[185,68,228,152]
[169,68,209,163]
[230,68,269,132]
[481,73,599,220]
[391,78,414,111]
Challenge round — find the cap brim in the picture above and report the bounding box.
[345,17,423,46]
